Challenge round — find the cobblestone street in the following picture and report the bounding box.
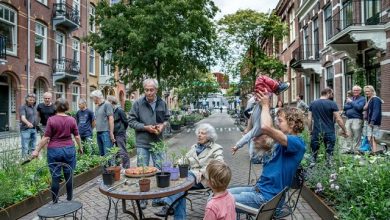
[21,111,320,219]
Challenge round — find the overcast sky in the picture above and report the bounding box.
[213,0,278,20]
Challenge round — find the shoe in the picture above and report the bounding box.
[152,199,166,207]
[140,200,148,209]
[275,82,290,95]
[154,205,174,217]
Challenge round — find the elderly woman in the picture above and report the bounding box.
[154,123,224,219]
[32,98,82,202]
[363,85,383,153]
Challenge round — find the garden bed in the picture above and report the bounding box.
[301,184,338,220]
[0,166,102,220]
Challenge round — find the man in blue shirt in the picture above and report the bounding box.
[308,88,347,166]
[75,98,95,151]
[229,91,306,210]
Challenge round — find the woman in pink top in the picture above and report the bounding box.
[32,98,82,202]
[204,160,236,220]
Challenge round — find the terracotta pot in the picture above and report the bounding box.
[139,179,151,192]
[106,166,121,181]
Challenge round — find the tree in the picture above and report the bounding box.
[87,0,219,91]
[218,10,287,90]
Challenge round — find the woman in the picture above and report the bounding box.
[363,85,383,153]
[32,98,82,202]
[273,100,284,125]
[154,123,224,219]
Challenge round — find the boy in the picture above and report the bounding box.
[204,160,236,220]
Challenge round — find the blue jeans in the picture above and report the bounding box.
[136,147,164,170]
[97,131,113,156]
[228,186,267,212]
[47,146,76,202]
[310,131,336,161]
[20,128,37,157]
[162,172,205,219]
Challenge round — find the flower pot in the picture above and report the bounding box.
[168,167,180,181]
[106,166,121,181]
[171,124,181,130]
[102,172,114,186]
[156,172,171,188]
[139,179,151,192]
[179,164,189,178]
[162,161,172,172]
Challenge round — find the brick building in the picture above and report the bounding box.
[0,0,126,132]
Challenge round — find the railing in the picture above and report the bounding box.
[330,0,384,39]
[0,35,6,60]
[292,44,320,64]
[52,58,80,75]
[53,2,80,26]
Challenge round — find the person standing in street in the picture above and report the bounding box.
[75,98,95,152]
[36,92,56,137]
[90,90,115,156]
[107,96,130,168]
[20,93,38,157]
[342,85,365,153]
[308,88,348,166]
[296,94,309,112]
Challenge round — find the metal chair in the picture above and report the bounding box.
[34,162,83,220]
[235,187,289,220]
[186,188,212,211]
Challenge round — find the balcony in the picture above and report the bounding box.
[0,35,6,65]
[52,58,80,85]
[290,44,321,74]
[327,0,386,53]
[52,2,80,32]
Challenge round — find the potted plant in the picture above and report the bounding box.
[138,155,151,192]
[155,159,171,188]
[102,147,121,181]
[178,147,189,178]
[170,118,182,131]
[151,141,171,171]
[168,152,180,181]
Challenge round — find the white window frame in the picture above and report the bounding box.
[72,84,80,111]
[289,9,295,43]
[291,69,297,102]
[0,4,17,55]
[323,4,332,42]
[35,21,47,63]
[89,47,95,75]
[73,0,80,16]
[72,38,80,69]
[37,0,48,6]
[283,74,289,103]
[100,53,112,76]
[55,83,65,99]
[89,4,96,33]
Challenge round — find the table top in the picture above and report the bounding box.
[99,174,195,200]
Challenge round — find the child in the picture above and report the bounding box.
[255,75,290,95]
[204,160,236,220]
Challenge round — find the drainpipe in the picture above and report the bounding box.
[27,0,31,93]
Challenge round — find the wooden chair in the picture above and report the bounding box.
[34,162,83,220]
[235,187,288,220]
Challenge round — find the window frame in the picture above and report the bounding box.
[89,4,96,33]
[72,84,80,111]
[324,4,333,41]
[89,47,95,75]
[72,38,80,68]
[35,21,48,63]
[55,83,66,99]
[0,4,17,55]
[289,8,295,43]
[36,0,48,6]
[326,65,334,89]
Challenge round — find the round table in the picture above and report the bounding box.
[99,174,195,220]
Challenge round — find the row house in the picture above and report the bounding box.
[0,0,126,132]
[264,0,390,133]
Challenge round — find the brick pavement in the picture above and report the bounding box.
[20,111,321,219]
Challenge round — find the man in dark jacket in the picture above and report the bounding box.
[108,96,130,168]
[343,85,366,153]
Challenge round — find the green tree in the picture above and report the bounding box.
[218,10,287,90]
[87,0,219,91]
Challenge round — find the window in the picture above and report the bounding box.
[55,32,65,60]
[89,4,95,32]
[0,4,17,54]
[324,5,332,41]
[55,83,65,99]
[72,38,80,69]
[289,9,295,43]
[303,27,309,59]
[100,53,112,76]
[343,58,353,94]
[37,0,47,5]
[283,74,289,103]
[326,66,334,89]
[291,69,297,101]
[73,0,80,16]
[282,35,288,51]
[35,22,47,62]
[312,18,319,59]
[342,0,353,28]
[89,47,95,74]
[72,85,80,111]
[365,0,380,25]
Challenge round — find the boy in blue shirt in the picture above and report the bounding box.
[229,91,306,210]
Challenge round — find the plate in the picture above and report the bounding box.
[124,167,159,178]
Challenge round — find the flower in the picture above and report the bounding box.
[330,173,337,180]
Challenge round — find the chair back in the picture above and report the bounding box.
[34,162,74,204]
[255,187,288,220]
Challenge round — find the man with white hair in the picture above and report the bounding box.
[90,90,115,156]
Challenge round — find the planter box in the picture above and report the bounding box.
[0,166,102,220]
[301,185,338,220]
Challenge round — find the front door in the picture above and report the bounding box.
[0,84,9,131]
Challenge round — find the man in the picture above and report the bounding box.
[308,88,347,166]
[296,94,309,112]
[36,92,56,136]
[129,78,170,168]
[90,90,115,156]
[20,93,38,157]
[229,91,306,211]
[75,98,95,149]
[107,95,130,168]
[128,78,170,209]
[343,85,365,153]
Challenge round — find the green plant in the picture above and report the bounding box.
[126,129,136,152]
[179,147,189,165]
[101,147,121,168]
[150,141,168,157]
[124,100,132,112]
[170,152,178,166]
